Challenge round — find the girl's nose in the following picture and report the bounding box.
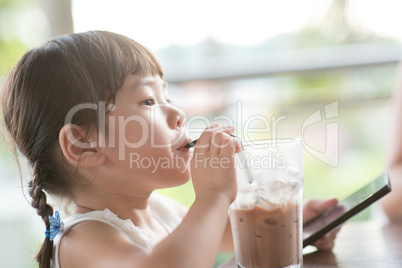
[167,104,185,129]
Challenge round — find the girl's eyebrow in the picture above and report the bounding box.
[135,77,167,89]
[136,78,154,88]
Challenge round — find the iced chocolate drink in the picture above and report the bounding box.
[230,139,304,268]
[230,200,301,268]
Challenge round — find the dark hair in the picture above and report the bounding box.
[1,31,163,268]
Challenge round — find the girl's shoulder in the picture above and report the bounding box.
[60,209,153,246]
[56,217,147,268]
[52,194,188,268]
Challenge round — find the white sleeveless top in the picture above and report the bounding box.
[51,193,183,268]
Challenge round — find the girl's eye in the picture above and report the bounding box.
[142,99,156,106]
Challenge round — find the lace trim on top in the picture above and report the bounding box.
[66,209,155,250]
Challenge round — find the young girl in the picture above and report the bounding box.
[1,31,338,268]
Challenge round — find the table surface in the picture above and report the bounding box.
[220,221,402,268]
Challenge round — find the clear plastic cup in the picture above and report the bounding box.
[229,139,304,268]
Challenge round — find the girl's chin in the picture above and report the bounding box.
[174,149,192,159]
[173,170,191,185]
[176,169,191,182]
[156,168,191,186]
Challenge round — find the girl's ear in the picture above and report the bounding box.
[59,124,106,168]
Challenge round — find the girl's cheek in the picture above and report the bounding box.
[121,119,149,145]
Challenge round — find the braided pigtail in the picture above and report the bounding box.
[29,163,54,268]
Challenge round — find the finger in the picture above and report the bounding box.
[313,225,341,251]
[233,136,242,154]
[219,135,240,157]
[305,198,338,213]
[218,139,237,170]
[303,198,338,223]
[328,226,341,239]
[229,135,243,153]
[194,123,220,153]
[315,232,336,250]
[319,198,339,210]
[209,127,234,155]
[314,238,335,251]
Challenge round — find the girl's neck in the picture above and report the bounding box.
[75,204,96,213]
[73,190,154,226]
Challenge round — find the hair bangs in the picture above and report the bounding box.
[86,31,164,105]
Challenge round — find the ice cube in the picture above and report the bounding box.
[236,183,258,209]
[255,181,300,204]
[255,196,280,211]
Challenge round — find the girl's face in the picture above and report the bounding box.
[101,75,192,191]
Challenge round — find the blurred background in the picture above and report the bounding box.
[0,0,401,267]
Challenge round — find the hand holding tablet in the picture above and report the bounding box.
[303,173,391,247]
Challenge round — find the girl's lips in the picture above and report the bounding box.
[176,138,192,152]
[184,139,197,148]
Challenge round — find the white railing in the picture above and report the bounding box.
[162,42,402,83]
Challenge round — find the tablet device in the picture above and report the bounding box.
[303,173,391,248]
